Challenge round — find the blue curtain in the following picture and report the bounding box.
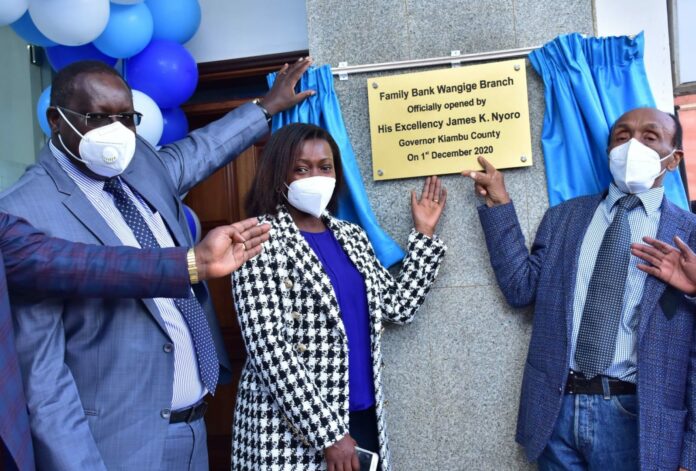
[267,64,406,267]
[529,32,688,209]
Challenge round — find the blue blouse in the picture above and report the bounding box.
[300,229,376,411]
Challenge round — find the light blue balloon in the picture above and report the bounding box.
[93,3,153,59]
[10,10,56,47]
[36,85,52,136]
[146,0,201,44]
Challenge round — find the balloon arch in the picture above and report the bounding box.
[2,0,200,147]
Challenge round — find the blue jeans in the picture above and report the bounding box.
[537,393,639,471]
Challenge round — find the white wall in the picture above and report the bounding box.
[185,0,308,63]
[594,0,674,112]
[673,0,696,86]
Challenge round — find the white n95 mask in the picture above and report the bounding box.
[609,138,674,194]
[286,176,336,218]
[56,107,136,178]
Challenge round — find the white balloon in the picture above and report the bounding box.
[29,0,110,46]
[132,89,164,147]
[0,0,28,26]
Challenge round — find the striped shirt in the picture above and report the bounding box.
[570,183,664,383]
[49,141,206,409]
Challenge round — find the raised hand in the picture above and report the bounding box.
[193,217,271,281]
[258,57,315,116]
[411,175,447,238]
[631,236,696,295]
[324,434,360,471]
[461,156,511,207]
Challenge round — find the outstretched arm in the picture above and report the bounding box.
[464,156,550,307]
[1,212,270,299]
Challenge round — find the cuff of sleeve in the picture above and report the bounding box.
[409,228,447,252]
[477,200,516,226]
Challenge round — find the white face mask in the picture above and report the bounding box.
[56,107,136,178]
[286,176,336,218]
[609,138,675,194]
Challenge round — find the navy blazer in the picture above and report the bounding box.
[0,103,268,470]
[0,212,193,471]
[479,194,696,470]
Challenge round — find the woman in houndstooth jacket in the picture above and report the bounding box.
[231,123,447,471]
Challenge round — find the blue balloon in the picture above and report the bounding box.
[160,107,189,145]
[45,43,118,72]
[183,205,201,243]
[93,3,153,59]
[125,40,198,108]
[146,0,201,44]
[10,10,56,47]
[36,85,51,136]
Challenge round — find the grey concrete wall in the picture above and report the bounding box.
[306,1,594,469]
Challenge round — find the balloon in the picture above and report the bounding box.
[93,3,153,59]
[45,44,118,72]
[0,0,28,26]
[146,0,201,44]
[132,89,163,146]
[10,11,56,47]
[29,0,110,46]
[125,40,198,108]
[36,86,52,136]
[183,205,201,243]
[159,107,189,145]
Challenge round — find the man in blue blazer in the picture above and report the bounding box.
[0,58,311,471]
[0,212,270,471]
[465,107,696,470]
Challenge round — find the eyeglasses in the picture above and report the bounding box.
[57,107,143,127]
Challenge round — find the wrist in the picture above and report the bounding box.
[487,193,511,207]
[252,98,273,124]
[414,225,435,238]
[188,248,202,284]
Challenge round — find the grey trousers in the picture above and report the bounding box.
[158,417,209,471]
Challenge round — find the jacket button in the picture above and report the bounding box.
[161,408,171,419]
[292,311,301,320]
[284,278,293,289]
[163,343,174,353]
[296,343,307,353]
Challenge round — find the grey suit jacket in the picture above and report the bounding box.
[0,103,267,471]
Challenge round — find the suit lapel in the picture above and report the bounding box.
[637,198,686,340]
[274,206,345,336]
[39,151,173,337]
[564,195,604,346]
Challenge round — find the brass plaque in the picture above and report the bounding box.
[367,59,532,180]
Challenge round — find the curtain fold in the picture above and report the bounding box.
[529,32,688,209]
[268,65,406,267]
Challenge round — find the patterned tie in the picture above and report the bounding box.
[575,194,642,379]
[103,178,218,394]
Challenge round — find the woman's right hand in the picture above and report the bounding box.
[324,434,359,471]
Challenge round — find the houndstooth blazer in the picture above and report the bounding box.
[231,205,446,470]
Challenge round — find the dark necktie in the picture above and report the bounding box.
[103,178,218,394]
[574,194,642,379]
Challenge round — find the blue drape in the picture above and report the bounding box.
[529,32,688,209]
[267,64,406,267]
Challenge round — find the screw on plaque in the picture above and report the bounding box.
[372,82,379,89]
[514,64,521,71]
[377,169,384,176]
[520,155,527,162]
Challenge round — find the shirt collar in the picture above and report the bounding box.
[605,182,664,215]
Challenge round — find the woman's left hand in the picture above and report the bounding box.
[411,175,447,238]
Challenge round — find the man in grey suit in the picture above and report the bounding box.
[0,58,312,471]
